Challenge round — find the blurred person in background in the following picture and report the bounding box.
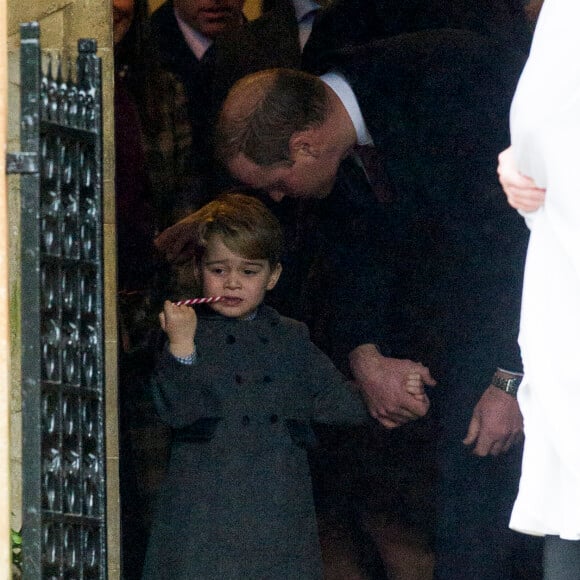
[114,0,192,576]
[150,0,245,202]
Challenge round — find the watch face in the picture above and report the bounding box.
[492,374,521,396]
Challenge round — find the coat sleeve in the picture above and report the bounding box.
[148,345,221,428]
[303,156,405,368]
[293,321,373,425]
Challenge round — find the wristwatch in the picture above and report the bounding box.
[491,370,522,397]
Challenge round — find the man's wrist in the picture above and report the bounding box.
[348,344,381,389]
[349,343,380,368]
[491,368,523,397]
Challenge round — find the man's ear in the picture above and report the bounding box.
[289,130,320,160]
[266,263,283,291]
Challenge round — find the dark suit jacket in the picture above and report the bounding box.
[309,30,530,402]
[211,0,302,115]
[302,0,532,72]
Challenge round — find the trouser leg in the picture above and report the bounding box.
[433,411,523,580]
[544,536,580,580]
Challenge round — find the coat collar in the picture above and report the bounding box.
[196,304,282,326]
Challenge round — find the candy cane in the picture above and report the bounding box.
[173,296,223,306]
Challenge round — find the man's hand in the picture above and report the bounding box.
[497,146,546,212]
[463,386,524,456]
[349,344,436,428]
[154,214,199,265]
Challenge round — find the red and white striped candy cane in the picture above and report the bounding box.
[173,296,223,306]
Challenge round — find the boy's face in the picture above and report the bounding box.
[200,235,281,319]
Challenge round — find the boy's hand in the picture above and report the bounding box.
[160,300,197,357]
[405,371,430,404]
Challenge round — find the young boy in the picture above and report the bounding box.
[142,193,420,579]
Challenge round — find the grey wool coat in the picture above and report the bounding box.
[142,305,371,579]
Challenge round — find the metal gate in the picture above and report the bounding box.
[8,22,107,578]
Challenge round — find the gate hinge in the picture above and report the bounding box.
[6,152,39,174]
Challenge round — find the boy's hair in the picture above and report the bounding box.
[189,193,284,267]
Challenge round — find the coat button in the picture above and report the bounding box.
[259,336,269,344]
[235,374,243,384]
[263,375,272,383]
[269,414,279,424]
[241,415,250,426]
[226,335,236,344]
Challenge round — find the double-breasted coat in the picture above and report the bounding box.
[142,305,370,579]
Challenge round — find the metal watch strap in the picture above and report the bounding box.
[491,373,522,397]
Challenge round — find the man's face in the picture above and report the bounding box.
[113,0,134,45]
[174,0,245,39]
[228,152,340,202]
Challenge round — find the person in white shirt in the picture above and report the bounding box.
[497,0,580,577]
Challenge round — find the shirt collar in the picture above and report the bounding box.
[242,310,258,321]
[320,70,374,146]
[174,7,214,60]
[292,0,321,22]
[294,0,321,50]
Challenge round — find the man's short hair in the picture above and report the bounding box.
[189,192,284,267]
[215,69,329,167]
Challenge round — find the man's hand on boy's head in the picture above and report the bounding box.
[154,214,199,265]
[160,300,197,358]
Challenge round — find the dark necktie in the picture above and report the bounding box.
[332,154,377,211]
[352,145,392,204]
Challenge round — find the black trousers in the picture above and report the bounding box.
[432,380,542,580]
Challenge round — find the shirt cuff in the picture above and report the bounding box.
[165,343,197,365]
[496,367,523,377]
